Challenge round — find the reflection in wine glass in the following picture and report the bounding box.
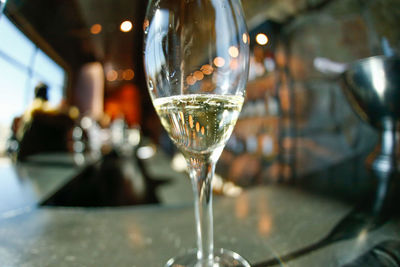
[0,0,7,18]
[144,0,250,266]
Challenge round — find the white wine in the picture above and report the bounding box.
[154,94,243,157]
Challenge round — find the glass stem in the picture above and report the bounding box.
[188,156,216,266]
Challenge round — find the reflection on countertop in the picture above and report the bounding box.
[0,185,399,266]
[0,146,193,217]
[0,147,400,266]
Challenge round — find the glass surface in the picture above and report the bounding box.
[0,15,36,68]
[0,15,66,108]
[0,56,28,125]
[32,49,65,86]
[0,0,6,15]
[144,0,250,266]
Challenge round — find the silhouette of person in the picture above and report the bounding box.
[15,82,74,161]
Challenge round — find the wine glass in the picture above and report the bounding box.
[143,0,250,266]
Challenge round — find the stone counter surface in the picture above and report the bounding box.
[0,155,83,217]
[1,186,398,267]
[0,150,193,216]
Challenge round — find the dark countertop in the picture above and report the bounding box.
[0,186,399,266]
[0,151,399,266]
[0,150,193,216]
[0,154,82,217]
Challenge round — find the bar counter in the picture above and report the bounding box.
[0,151,399,266]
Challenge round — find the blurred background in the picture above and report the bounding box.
[0,0,399,205]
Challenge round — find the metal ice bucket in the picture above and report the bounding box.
[341,56,400,174]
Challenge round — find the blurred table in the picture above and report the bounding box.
[0,152,399,266]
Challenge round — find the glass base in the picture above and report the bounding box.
[164,248,251,267]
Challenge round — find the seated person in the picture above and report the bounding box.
[15,83,75,161]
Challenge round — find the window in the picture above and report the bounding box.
[0,15,67,154]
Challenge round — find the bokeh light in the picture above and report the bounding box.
[228,46,239,58]
[213,57,225,68]
[193,71,204,81]
[90,24,102,34]
[122,69,135,80]
[120,20,133,32]
[106,70,118,82]
[201,64,214,75]
[256,33,268,46]
[242,33,248,44]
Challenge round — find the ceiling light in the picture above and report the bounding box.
[122,69,135,80]
[90,24,102,34]
[120,20,133,32]
[256,33,268,46]
[106,70,118,82]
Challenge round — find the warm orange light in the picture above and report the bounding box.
[90,24,102,34]
[179,111,184,122]
[235,193,249,219]
[258,214,272,235]
[213,57,225,68]
[106,70,118,82]
[186,75,196,86]
[120,20,133,32]
[122,69,135,80]
[256,33,268,46]
[229,59,239,70]
[201,64,214,75]
[193,71,204,81]
[143,19,149,31]
[242,33,248,44]
[228,46,239,58]
[188,115,194,128]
